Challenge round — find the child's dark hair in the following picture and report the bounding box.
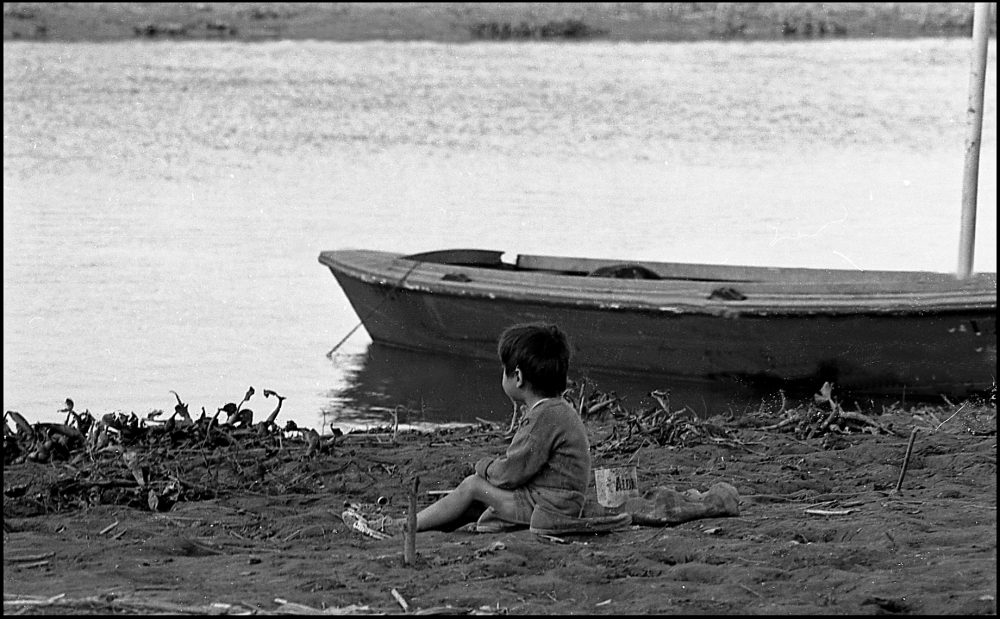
[497,323,571,397]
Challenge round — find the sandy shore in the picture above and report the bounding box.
[4,386,996,615]
[3,2,993,43]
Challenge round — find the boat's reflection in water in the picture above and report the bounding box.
[327,343,780,429]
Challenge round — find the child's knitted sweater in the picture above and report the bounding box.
[475,397,591,516]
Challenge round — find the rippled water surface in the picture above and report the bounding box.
[4,39,996,428]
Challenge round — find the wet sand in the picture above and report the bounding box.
[4,391,996,615]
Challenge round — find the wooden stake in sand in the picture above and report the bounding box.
[892,428,919,494]
[404,476,419,566]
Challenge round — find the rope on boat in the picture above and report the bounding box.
[325,259,423,358]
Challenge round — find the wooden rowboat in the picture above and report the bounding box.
[319,248,996,397]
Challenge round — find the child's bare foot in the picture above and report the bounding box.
[475,507,525,533]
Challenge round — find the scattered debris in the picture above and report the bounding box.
[391,588,409,613]
[565,380,747,454]
[891,428,920,494]
[98,521,119,535]
[4,552,55,564]
[273,597,371,615]
[342,508,392,541]
[804,508,854,516]
[745,382,902,440]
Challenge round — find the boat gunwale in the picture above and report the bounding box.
[319,249,998,316]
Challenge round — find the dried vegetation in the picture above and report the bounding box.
[4,380,995,519]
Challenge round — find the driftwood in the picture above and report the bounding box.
[566,379,927,462]
[749,382,902,441]
[565,380,744,455]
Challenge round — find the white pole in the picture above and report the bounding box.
[957,3,990,279]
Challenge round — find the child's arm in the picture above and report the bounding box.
[474,415,551,489]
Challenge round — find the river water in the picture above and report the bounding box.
[4,38,996,430]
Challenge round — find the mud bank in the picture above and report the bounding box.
[4,385,996,615]
[4,2,994,43]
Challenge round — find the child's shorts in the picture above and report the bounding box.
[502,485,586,524]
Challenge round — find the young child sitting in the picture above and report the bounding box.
[404,322,630,535]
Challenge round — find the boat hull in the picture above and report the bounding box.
[320,249,997,397]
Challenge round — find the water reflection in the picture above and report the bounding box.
[327,343,793,429]
[328,344,512,428]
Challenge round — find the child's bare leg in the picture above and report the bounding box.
[416,474,522,532]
